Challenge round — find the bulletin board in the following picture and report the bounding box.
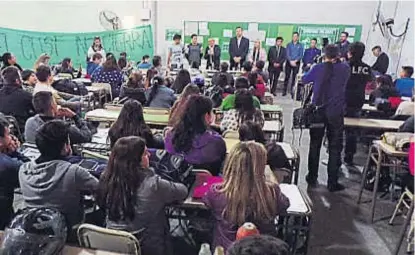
[183,21,362,61]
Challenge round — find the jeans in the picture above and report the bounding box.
[308,114,344,185]
[283,61,300,95]
[269,67,282,94]
[344,107,361,160]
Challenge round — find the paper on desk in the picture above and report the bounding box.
[279,184,308,214]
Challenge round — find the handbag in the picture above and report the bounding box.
[148,149,194,187]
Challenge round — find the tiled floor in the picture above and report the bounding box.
[277,95,409,255]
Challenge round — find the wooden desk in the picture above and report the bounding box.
[260,104,283,113]
[344,117,403,131]
[85,109,169,126]
[263,120,283,132]
[0,231,122,255]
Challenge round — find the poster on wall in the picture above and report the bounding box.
[297,26,340,48]
[165,28,182,41]
[0,25,154,68]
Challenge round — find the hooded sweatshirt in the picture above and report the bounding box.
[19,160,99,228]
[0,85,34,131]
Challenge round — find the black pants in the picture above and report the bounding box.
[229,57,246,71]
[344,107,361,160]
[283,61,300,95]
[308,115,344,185]
[269,67,282,94]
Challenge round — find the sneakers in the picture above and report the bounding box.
[305,175,318,187]
[327,183,346,192]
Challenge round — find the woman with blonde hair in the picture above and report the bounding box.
[34,53,50,71]
[203,141,289,251]
[248,39,267,65]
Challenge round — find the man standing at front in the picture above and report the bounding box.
[229,27,249,70]
[284,32,304,97]
[302,38,321,72]
[337,32,350,62]
[267,37,286,95]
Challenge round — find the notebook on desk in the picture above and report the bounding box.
[279,184,309,214]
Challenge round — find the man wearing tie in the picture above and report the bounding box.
[229,27,250,70]
[267,37,286,95]
[204,38,221,70]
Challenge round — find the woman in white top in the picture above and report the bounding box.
[87,36,106,62]
[248,39,267,65]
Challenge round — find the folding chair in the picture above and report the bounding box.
[77,223,141,255]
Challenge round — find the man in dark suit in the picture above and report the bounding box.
[371,45,389,75]
[336,31,350,61]
[229,27,250,70]
[204,38,221,70]
[267,37,286,95]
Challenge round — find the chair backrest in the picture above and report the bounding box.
[56,73,73,79]
[222,130,239,139]
[77,224,141,255]
[92,83,113,100]
[81,149,110,160]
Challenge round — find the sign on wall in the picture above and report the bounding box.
[0,25,154,68]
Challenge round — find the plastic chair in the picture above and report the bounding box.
[77,223,141,255]
[222,130,239,139]
[92,83,113,104]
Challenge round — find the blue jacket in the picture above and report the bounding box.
[286,42,304,62]
[145,85,177,109]
[302,48,321,65]
[87,62,100,75]
[395,78,414,97]
[137,62,152,69]
[302,62,351,117]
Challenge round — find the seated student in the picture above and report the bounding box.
[248,72,266,101]
[33,53,51,71]
[165,95,226,175]
[254,60,269,84]
[19,120,99,231]
[398,115,414,133]
[164,76,174,88]
[0,117,29,229]
[108,99,162,149]
[97,136,187,255]
[238,121,266,144]
[395,66,414,97]
[369,75,399,104]
[266,143,291,183]
[205,73,227,108]
[221,89,264,133]
[216,72,235,98]
[220,77,261,111]
[151,55,167,78]
[119,71,146,105]
[0,66,35,133]
[169,84,200,126]
[146,76,176,108]
[25,91,92,145]
[92,55,124,98]
[228,235,290,255]
[34,65,81,111]
[86,53,103,76]
[212,62,235,87]
[1,52,22,71]
[118,56,132,78]
[54,58,82,78]
[203,141,290,251]
[137,55,151,69]
[171,69,191,94]
[21,69,37,93]
[395,97,415,116]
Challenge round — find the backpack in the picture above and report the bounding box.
[205,85,224,108]
[52,79,88,96]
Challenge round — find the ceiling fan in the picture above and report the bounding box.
[99,10,122,30]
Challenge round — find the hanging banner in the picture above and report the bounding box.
[0,25,154,68]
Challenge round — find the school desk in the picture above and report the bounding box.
[344,117,404,131]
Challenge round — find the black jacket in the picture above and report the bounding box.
[346,60,373,109]
[267,46,287,71]
[369,86,399,104]
[372,52,389,74]
[229,36,250,60]
[1,63,23,72]
[119,85,147,105]
[0,85,35,132]
[204,45,221,70]
[212,71,234,86]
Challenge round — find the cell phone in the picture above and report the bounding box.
[78,160,98,170]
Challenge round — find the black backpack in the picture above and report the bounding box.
[52,79,88,96]
[205,85,223,108]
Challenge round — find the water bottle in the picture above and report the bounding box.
[213,246,225,255]
[198,243,211,255]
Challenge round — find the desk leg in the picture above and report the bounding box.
[370,148,383,223]
[393,201,414,255]
[357,145,374,204]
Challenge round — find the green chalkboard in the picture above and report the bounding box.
[184,21,362,61]
[0,25,154,69]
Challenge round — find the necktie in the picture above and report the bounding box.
[277,46,280,58]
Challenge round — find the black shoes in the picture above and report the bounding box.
[327,183,346,192]
[305,175,318,187]
[344,154,354,166]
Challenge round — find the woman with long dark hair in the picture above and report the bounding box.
[119,71,146,105]
[302,44,351,192]
[92,55,123,97]
[55,58,82,78]
[169,84,200,126]
[1,53,22,71]
[171,69,191,94]
[164,95,226,175]
[108,99,162,148]
[220,89,264,132]
[145,76,176,108]
[87,36,106,62]
[97,136,187,255]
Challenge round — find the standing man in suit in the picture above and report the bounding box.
[336,31,350,62]
[284,32,304,97]
[371,45,389,75]
[229,27,250,70]
[204,38,221,70]
[302,38,321,72]
[267,37,286,95]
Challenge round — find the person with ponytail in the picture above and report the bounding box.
[164,95,226,175]
[145,75,176,108]
[301,44,351,192]
[1,53,22,72]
